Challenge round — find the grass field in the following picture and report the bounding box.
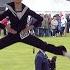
[0,36,70,70]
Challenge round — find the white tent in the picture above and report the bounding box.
[22,0,70,12]
[0,0,70,11]
[0,0,70,14]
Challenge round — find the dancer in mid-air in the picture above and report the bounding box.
[0,0,69,57]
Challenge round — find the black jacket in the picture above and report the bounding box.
[0,2,43,33]
[35,51,50,70]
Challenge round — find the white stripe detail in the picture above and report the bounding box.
[21,6,28,18]
[6,4,28,19]
[6,4,17,17]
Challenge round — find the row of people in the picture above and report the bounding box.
[0,13,68,37]
[27,14,67,37]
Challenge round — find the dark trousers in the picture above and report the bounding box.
[60,27,65,36]
[52,29,57,36]
[0,33,65,55]
[67,22,70,33]
[0,33,47,50]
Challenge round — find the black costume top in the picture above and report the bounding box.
[0,2,67,55]
[0,2,43,33]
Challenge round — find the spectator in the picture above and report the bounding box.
[51,16,58,36]
[41,14,50,36]
[0,16,10,35]
[66,14,70,33]
[48,56,57,70]
[35,49,57,70]
[35,49,50,70]
[60,16,67,36]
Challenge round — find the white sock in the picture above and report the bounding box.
[63,51,70,59]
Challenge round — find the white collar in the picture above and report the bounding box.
[6,4,28,20]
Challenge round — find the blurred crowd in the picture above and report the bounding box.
[0,12,70,37]
[33,13,70,37]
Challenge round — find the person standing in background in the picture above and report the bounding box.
[35,49,50,70]
[0,16,10,35]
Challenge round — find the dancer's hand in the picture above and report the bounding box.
[26,25,34,30]
[6,24,17,34]
[20,25,34,35]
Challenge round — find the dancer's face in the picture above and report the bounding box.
[13,0,22,3]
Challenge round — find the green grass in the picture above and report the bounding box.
[0,36,70,70]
